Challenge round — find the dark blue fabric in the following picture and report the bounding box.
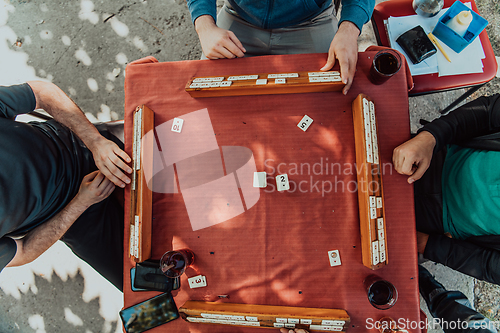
[0,84,124,290]
[0,83,36,118]
[0,84,89,272]
[186,0,374,32]
[0,238,16,272]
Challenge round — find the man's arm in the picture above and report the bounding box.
[26,81,132,188]
[422,233,500,285]
[420,94,500,152]
[186,0,245,59]
[321,21,360,95]
[7,171,114,267]
[321,0,375,95]
[194,15,246,59]
[393,94,500,183]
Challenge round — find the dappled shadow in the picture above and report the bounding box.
[1,0,202,120]
[0,241,123,333]
[0,270,120,333]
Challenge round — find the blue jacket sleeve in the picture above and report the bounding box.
[339,0,375,33]
[0,83,36,119]
[186,0,217,25]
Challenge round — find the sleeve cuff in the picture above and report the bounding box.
[339,3,372,33]
[187,0,217,25]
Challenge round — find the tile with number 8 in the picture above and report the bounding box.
[171,118,184,133]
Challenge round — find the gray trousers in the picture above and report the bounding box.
[203,3,338,58]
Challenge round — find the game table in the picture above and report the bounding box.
[123,52,421,333]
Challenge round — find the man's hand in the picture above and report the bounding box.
[7,170,114,268]
[392,131,436,184]
[89,136,132,188]
[26,81,132,187]
[280,329,309,333]
[320,21,360,95]
[195,15,246,59]
[76,171,116,208]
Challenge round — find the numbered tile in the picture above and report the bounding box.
[324,76,342,82]
[376,197,383,209]
[188,275,207,288]
[171,118,184,133]
[276,174,290,191]
[220,81,232,87]
[372,241,380,265]
[210,82,221,88]
[275,78,286,84]
[379,239,385,253]
[253,172,267,188]
[328,250,341,267]
[297,115,314,132]
[378,229,385,240]
[380,250,386,263]
[377,217,384,230]
[268,74,278,78]
[369,196,376,208]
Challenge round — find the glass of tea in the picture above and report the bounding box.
[160,249,195,278]
[364,275,398,310]
[369,49,402,85]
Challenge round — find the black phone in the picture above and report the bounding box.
[119,292,179,333]
[132,260,180,292]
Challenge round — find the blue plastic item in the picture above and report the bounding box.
[431,1,488,53]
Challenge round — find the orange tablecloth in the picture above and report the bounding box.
[123,52,420,333]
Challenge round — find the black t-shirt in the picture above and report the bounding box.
[0,84,94,270]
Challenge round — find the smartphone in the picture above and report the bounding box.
[130,268,148,292]
[119,292,179,333]
[132,260,180,292]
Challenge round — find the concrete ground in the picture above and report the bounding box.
[0,0,498,332]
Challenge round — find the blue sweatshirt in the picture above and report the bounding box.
[186,0,375,33]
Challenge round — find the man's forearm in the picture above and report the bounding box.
[7,195,89,267]
[420,94,500,152]
[26,81,104,152]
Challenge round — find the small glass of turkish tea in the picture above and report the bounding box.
[160,249,195,278]
[364,275,398,310]
[369,49,402,85]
